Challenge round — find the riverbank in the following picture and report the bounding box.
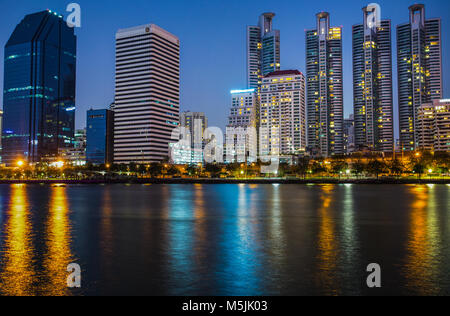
[0,178,448,185]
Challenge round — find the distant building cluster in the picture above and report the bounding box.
[0,4,448,167]
[226,4,446,164]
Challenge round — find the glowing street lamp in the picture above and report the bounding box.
[16,160,24,167]
[55,160,64,169]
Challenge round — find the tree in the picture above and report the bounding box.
[128,162,138,173]
[388,159,404,178]
[292,158,310,179]
[366,160,386,179]
[167,165,180,177]
[352,161,366,178]
[205,164,222,178]
[186,164,199,177]
[412,162,426,179]
[148,163,163,178]
[331,161,348,177]
[138,164,148,176]
[311,162,327,177]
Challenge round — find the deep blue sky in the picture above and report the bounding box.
[0,0,449,138]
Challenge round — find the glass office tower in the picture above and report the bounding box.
[353,7,394,153]
[2,10,76,165]
[306,12,344,157]
[87,109,114,165]
[397,4,442,151]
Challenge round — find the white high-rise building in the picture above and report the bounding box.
[114,24,180,164]
[260,70,306,158]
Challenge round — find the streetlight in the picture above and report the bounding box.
[16,160,24,167]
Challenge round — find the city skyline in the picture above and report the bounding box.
[0,0,449,141]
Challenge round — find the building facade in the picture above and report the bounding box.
[306,12,344,157]
[180,111,208,150]
[60,129,86,166]
[87,109,114,165]
[343,115,355,154]
[170,111,208,165]
[397,4,442,151]
[226,89,258,163]
[2,10,76,165]
[247,13,281,90]
[417,99,450,152]
[353,7,394,152]
[113,24,180,164]
[259,70,306,157]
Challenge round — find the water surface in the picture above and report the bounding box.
[0,183,449,296]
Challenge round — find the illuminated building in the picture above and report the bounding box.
[259,70,306,158]
[353,6,394,153]
[180,111,208,150]
[397,4,442,151]
[247,13,281,90]
[60,129,86,166]
[306,12,344,157]
[87,109,114,165]
[417,99,450,152]
[2,10,76,165]
[170,111,208,165]
[113,24,180,163]
[343,115,355,154]
[226,89,258,163]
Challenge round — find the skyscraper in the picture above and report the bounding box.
[247,13,281,90]
[353,6,394,153]
[306,12,344,157]
[87,109,114,165]
[2,10,76,165]
[113,24,180,164]
[260,70,306,158]
[226,89,258,163]
[397,4,442,151]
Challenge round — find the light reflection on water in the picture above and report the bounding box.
[0,183,449,296]
[0,184,34,296]
[404,185,441,295]
[316,184,339,295]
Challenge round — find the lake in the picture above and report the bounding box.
[0,183,449,296]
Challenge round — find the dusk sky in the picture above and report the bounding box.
[0,0,449,138]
